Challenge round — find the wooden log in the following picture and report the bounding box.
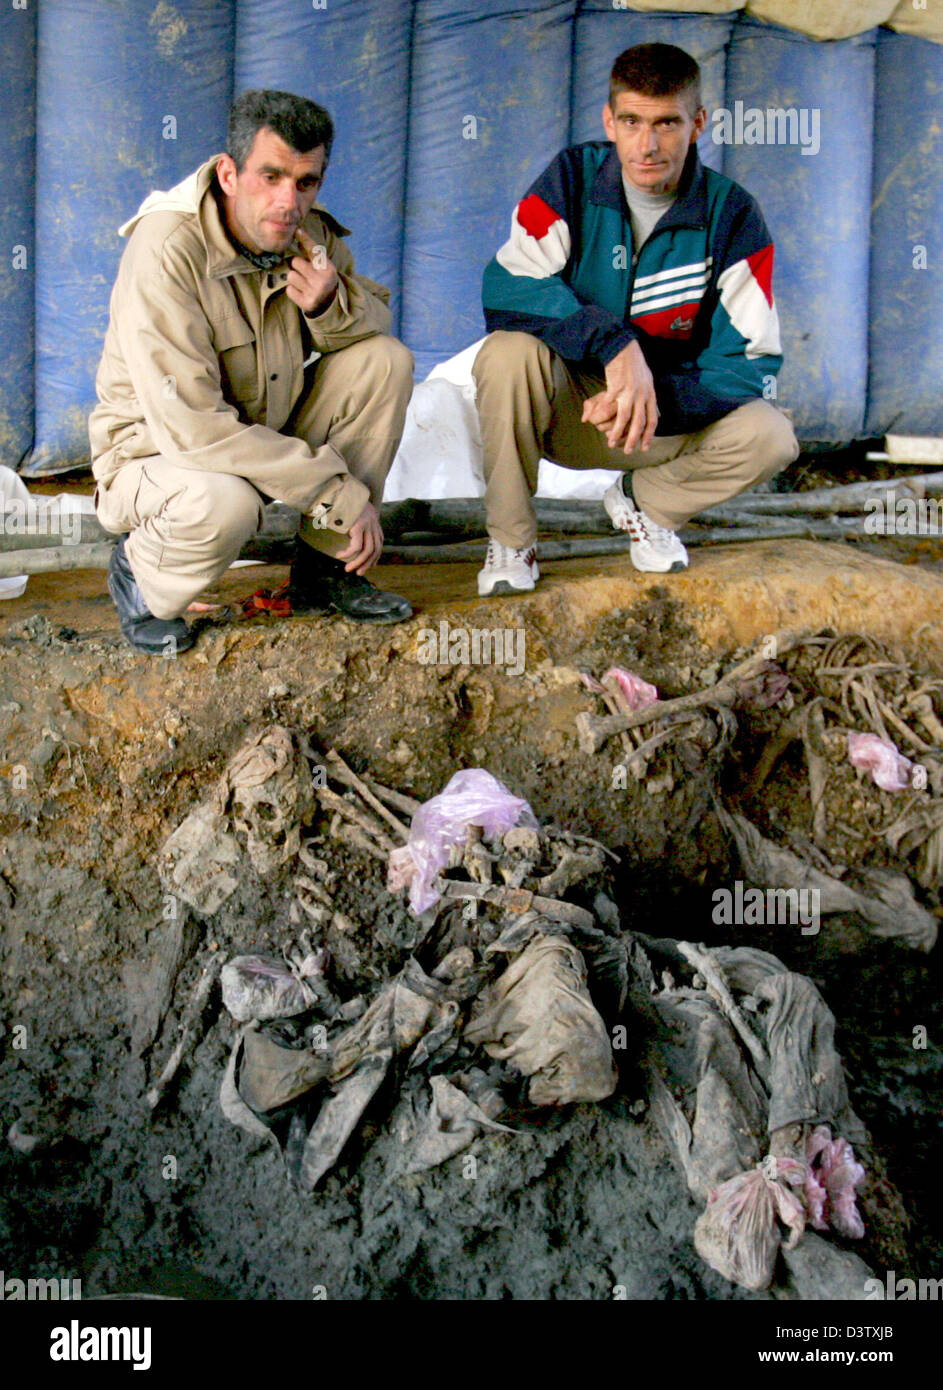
[0,500,303,554]
[1,495,938,578]
[700,471,943,516]
[0,542,117,577]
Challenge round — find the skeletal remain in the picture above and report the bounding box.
[315,786,397,853]
[576,635,804,753]
[146,952,221,1110]
[216,727,315,875]
[501,826,541,857]
[360,778,421,819]
[442,880,595,930]
[329,814,387,862]
[675,941,769,1083]
[325,749,411,840]
[537,847,604,898]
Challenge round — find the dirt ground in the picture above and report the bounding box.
[0,535,941,1300]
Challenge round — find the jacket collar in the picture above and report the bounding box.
[119,154,352,279]
[590,143,708,232]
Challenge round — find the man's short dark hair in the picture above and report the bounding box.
[609,43,702,115]
[227,89,335,171]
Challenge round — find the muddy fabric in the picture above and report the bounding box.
[221,954,324,1024]
[300,1051,392,1191]
[711,945,866,1142]
[402,1076,515,1175]
[330,960,444,1081]
[158,802,242,916]
[465,935,617,1105]
[745,0,897,39]
[717,804,937,951]
[236,1029,331,1113]
[218,958,452,1188]
[648,994,767,1200]
[756,973,866,1141]
[640,934,872,1291]
[298,960,450,1191]
[219,1031,281,1146]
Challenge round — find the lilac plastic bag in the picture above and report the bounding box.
[847,732,913,792]
[388,769,537,916]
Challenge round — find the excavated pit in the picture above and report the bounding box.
[0,540,941,1300]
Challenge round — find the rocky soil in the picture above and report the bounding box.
[0,541,941,1300]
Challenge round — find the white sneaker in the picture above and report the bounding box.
[603,477,689,573]
[478,539,539,596]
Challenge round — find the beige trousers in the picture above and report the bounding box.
[472,330,800,549]
[96,335,413,620]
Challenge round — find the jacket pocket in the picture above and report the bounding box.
[211,312,259,413]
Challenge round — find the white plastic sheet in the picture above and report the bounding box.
[384,341,623,505]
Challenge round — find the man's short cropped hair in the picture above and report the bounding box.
[609,43,702,115]
[227,89,335,171]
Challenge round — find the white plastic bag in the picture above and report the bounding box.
[221,952,327,1023]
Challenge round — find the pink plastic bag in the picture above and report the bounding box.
[601,667,659,712]
[694,1155,806,1291]
[580,667,659,712]
[847,732,913,792]
[388,769,537,916]
[804,1125,866,1239]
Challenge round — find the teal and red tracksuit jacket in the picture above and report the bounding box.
[482,141,783,436]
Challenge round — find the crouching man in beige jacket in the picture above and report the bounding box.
[89,89,414,654]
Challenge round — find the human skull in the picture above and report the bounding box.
[216,726,315,875]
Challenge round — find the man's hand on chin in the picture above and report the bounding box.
[581,339,659,454]
[336,501,383,576]
[286,227,339,317]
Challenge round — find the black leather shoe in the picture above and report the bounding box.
[288,542,412,624]
[107,536,195,655]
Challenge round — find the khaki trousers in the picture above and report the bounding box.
[472,330,799,549]
[96,335,413,620]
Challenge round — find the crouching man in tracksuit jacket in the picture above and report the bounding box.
[473,42,799,596]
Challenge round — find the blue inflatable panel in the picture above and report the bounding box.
[26,0,234,476]
[234,0,412,331]
[866,31,943,438]
[401,0,577,381]
[724,18,875,442]
[571,3,734,174]
[0,3,36,469]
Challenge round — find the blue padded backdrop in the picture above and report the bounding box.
[2,2,938,473]
[724,18,876,442]
[0,2,36,468]
[27,0,234,474]
[866,29,943,437]
[400,0,577,383]
[233,0,412,327]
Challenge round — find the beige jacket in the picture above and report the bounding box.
[88,156,395,529]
